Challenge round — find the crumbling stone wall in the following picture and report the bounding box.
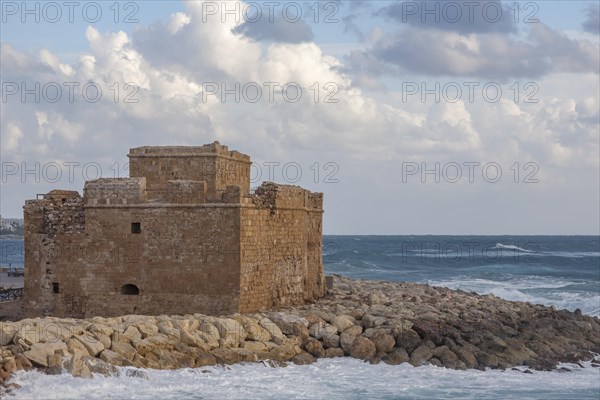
[239,184,325,312]
[23,143,324,318]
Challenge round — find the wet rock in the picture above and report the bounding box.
[304,339,326,358]
[322,333,340,349]
[382,348,410,365]
[99,350,128,366]
[324,347,345,358]
[292,352,316,365]
[195,352,217,367]
[349,336,376,360]
[453,347,478,369]
[85,358,120,376]
[370,330,395,354]
[410,344,433,367]
[125,369,149,379]
[340,326,362,354]
[394,329,422,354]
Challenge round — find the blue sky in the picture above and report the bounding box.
[1,1,599,234]
[1,1,595,56]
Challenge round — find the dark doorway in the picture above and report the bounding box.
[120,284,140,295]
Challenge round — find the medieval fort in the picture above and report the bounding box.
[23,142,325,318]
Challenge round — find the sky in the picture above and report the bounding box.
[0,0,599,235]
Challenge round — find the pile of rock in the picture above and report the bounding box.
[1,275,598,391]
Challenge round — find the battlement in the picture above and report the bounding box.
[128,142,251,162]
[84,178,147,206]
[252,182,324,211]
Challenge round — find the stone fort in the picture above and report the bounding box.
[23,142,325,318]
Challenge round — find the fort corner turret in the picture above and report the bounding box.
[23,142,325,318]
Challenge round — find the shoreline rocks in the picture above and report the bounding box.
[1,275,599,392]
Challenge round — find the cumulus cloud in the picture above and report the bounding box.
[583,4,600,34]
[233,16,314,43]
[348,22,599,80]
[379,0,518,34]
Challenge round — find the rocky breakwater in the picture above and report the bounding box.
[1,276,599,392]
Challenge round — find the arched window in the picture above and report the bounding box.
[120,284,139,295]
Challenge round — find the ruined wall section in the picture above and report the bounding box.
[84,178,146,206]
[128,142,251,202]
[24,190,85,317]
[238,183,325,313]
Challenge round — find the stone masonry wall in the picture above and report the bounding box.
[238,183,325,313]
[32,206,241,318]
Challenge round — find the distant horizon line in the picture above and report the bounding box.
[1,233,599,238]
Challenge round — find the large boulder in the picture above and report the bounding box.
[394,329,422,354]
[75,334,105,357]
[212,318,247,347]
[410,344,433,366]
[324,347,345,358]
[370,330,395,354]
[382,348,410,365]
[241,320,272,342]
[453,346,478,369]
[99,350,128,367]
[292,352,316,365]
[322,334,340,349]
[133,334,176,356]
[331,315,355,332]
[240,341,270,353]
[258,318,285,344]
[340,325,362,353]
[136,322,159,339]
[23,342,68,367]
[111,342,137,360]
[88,323,114,338]
[211,348,243,365]
[349,336,376,360]
[0,323,17,346]
[304,339,326,358]
[309,322,338,340]
[180,330,210,351]
[268,313,309,336]
[112,326,142,344]
[158,322,181,340]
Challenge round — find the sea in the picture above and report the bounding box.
[2,235,599,399]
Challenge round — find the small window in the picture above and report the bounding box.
[131,222,141,234]
[52,282,59,294]
[121,284,139,295]
[61,198,67,204]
